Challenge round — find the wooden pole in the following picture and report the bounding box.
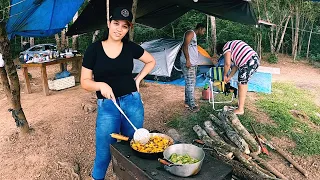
[106,0,109,23]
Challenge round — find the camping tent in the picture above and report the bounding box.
[67,0,257,36]
[133,38,214,81]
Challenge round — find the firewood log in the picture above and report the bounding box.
[205,119,237,146]
[193,125,275,179]
[211,150,271,180]
[204,120,223,140]
[248,159,276,178]
[209,114,250,154]
[260,136,308,177]
[219,109,261,154]
[193,124,233,159]
[250,153,288,180]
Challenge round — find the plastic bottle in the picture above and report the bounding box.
[204,83,209,90]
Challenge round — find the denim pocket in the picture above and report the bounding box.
[97,99,104,107]
[132,91,143,104]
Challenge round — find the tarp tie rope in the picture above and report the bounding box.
[8,4,40,18]
[8,108,27,127]
[0,0,27,11]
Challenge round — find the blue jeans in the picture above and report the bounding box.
[180,62,197,108]
[92,91,144,180]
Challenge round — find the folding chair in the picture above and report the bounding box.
[207,67,237,111]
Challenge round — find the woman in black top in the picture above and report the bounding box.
[81,7,155,180]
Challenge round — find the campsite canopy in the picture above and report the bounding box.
[5,0,85,39]
[67,0,257,36]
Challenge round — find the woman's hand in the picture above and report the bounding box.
[224,75,230,83]
[99,82,115,100]
[135,78,141,92]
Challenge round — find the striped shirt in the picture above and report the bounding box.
[223,40,257,67]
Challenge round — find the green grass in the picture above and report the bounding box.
[167,83,320,156]
[255,82,320,155]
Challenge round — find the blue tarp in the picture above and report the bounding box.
[145,71,272,94]
[6,0,85,39]
[230,72,272,94]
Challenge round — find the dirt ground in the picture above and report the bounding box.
[0,55,320,180]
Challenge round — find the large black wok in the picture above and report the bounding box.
[111,132,174,160]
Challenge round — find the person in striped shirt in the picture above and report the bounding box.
[217,40,260,115]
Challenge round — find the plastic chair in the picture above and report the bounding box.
[207,67,237,111]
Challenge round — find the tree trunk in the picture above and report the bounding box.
[291,16,294,56]
[72,35,78,50]
[206,15,209,43]
[254,33,257,51]
[0,68,11,101]
[276,15,291,53]
[129,0,138,41]
[306,23,313,60]
[210,114,250,154]
[273,26,279,50]
[20,36,23,50]
[55,34,61,51]
[293,6,300,61]
[274,14,288,52]
[72,12,79,51]
[0,22,30,134]
[71,12,79,75]
[210,16,217,55]
[61,29,66,51]
[171,23,175,39]
[29,37,34,46]
[92,30,100,43]
[270,27,275,54]
[258,30,262,58]
[298,18,308,57]
[66,28,69,49]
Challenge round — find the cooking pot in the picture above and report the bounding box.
[159,143,205,177]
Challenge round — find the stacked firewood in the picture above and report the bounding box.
[193,106,308,180]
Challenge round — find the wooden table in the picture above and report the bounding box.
[20,56,82,96]
[110,142,233,180]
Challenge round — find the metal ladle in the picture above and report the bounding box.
[112,100,150,144]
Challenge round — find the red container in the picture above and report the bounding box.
[202,89,212,100]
